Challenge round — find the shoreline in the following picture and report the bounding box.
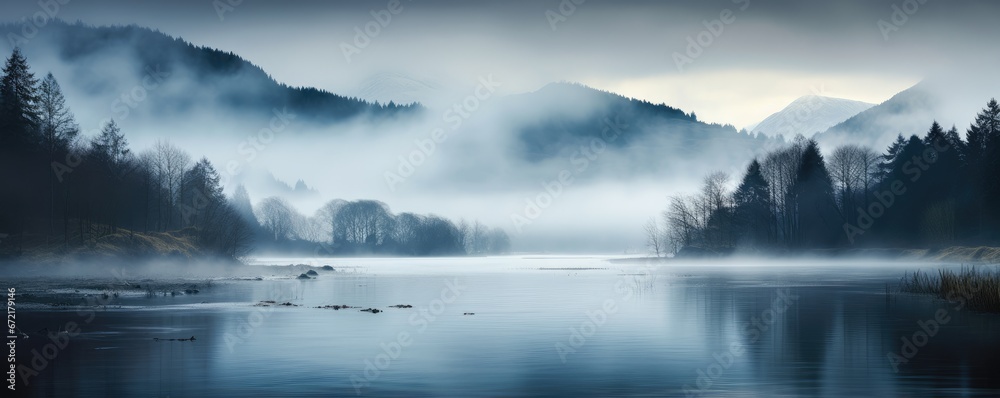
[609,246,1000,264]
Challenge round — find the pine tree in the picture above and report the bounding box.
[923,121,945,147]
[878,134,907,183]
[945,125,965,162]
[91,119,131,175]
[792,140,839,248]
[0,48,41,150]
[922,123,962,193]
[733,159,773,247]
[965,99,1000,240]
[231,184,257,226]
[966,99,1000,166]
[180,158,224,229]
[38,73,78,157]
[917,123,962,242]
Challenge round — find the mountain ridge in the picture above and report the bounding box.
[813,82,936,149]
[0,20,421,125]
[748,95,874,138]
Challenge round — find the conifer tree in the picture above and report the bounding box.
[0,48,40,150]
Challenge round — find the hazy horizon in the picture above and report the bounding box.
[3,0,1000,253]
[9,0,997,127]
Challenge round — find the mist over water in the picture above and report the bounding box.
[3,2,1000,396]
[8,257,1000,397]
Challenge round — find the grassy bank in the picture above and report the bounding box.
[898,266,1000,312]
[1,227,230,265]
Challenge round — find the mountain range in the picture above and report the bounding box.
[813,82,937,149]
[5,19,993,196]
[0,21,418,127]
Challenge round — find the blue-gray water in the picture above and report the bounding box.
[11,257,1000,397]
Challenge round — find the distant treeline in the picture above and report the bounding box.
[653,99,1000,254]
[0,48,508,261]
[250,196,510,257]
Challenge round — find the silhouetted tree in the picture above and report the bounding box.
[733,159,773,248]
[965,99,1000,239]
[790,140,839,247]
[37,73,77,155]
[0,48,39,150]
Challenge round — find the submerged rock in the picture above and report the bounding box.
[153,336,197,342]
[254,300,299,307]
[360,308,382,314]
[388,305,413,308]
[316,305,355,310]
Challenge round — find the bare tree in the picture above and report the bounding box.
[761,139,806,246]
[698,171,733,248]
[467,220,489,254]
[216,204,254,259]
[856,146,880,204]
[153,140,191,230]
[664,195,698,251]
[829,144,881,227]
[38,73,79,240]
[333,200,392,246]
[394,212,424,254]
[256,196,295,241]
[644,217,663,257]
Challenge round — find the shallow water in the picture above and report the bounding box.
[9,256,1000,397]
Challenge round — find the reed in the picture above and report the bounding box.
[898,266,1000,313]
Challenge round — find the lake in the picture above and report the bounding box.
[10,256,1000,397]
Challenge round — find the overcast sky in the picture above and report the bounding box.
[3,0,998,126]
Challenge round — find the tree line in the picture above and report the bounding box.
[652,99,1000,254]
[249,196,510,256]
[0,48,510,261]
[0,48,253,259]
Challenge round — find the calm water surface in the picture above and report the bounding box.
[11,256,1000,397]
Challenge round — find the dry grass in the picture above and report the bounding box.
[5,223,204,263]
[926,246,1000,263]
[899,266,1000,312]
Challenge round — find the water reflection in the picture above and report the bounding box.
[12,259,1000,397]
